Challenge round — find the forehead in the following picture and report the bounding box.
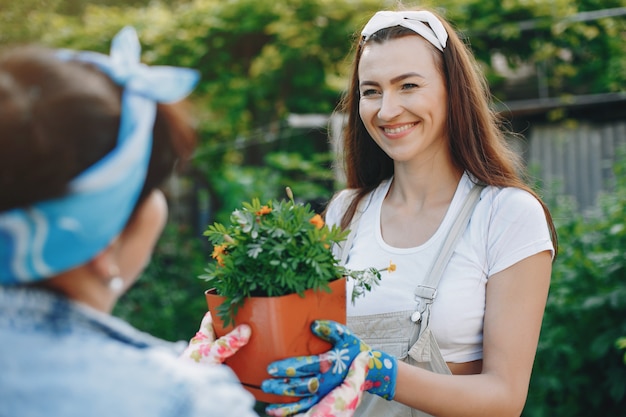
[358,35,440,80]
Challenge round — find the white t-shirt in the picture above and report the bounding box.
[325,173,554,363]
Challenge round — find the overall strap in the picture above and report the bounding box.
[412,184,485,337]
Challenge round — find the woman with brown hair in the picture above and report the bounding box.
[262,7,557,417]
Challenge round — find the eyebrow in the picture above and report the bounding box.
[360,72,425,88]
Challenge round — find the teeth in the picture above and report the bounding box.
[384,124,415,134]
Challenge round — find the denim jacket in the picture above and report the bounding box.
[0,285,257,417]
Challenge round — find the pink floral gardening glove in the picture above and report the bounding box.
[180,311,251,365]
[295,351,370,417]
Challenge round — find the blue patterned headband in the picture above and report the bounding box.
[361,11,448,52]
[0,26,200,284]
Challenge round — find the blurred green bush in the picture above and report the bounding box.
[523,151,626,416]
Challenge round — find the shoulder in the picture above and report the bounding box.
[472,184,554,275]
[453,174,548,230]
[0,327,256,417]
[325,188,358,227]
[325,180,391,226]
[479,185,547,222]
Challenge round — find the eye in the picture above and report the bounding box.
[401,83,419,91]
[360,88,380,97]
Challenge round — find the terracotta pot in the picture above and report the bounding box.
[205,277,346,404]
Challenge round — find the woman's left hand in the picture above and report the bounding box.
[261,320,397,416]
[295,351,370,417]
[262,351,371,417]
[180,311,251,365]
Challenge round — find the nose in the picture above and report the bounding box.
[377,92,403,121]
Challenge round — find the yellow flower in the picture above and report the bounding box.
[309,214,325,229]
[369,350,384,370]
[388,261,396,272]
[256,206,272,216]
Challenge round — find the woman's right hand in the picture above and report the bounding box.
[180,311,251,365]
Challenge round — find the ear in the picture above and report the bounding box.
[88,239,120,279]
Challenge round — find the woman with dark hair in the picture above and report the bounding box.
[262,7,557,417]
[0,27,367,417]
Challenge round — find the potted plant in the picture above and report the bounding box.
[201,188,390,403]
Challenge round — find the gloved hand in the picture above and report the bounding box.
[296,351,370,417]
[179,311,251,365]
[261,320,397,416]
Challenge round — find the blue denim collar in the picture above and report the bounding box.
[0,285,185,352]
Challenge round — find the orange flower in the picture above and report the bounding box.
[211,244,228,267]
[256,206,272,216]
[309,214,324,229]
[211,244,227,258]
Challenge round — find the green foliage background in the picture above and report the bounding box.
[3,0,625,414]
[522,151,626,416]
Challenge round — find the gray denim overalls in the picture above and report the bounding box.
[338,185,483,417]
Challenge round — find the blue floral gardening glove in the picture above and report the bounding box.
[261,320,397,416]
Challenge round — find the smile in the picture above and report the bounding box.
[383,123,416,135]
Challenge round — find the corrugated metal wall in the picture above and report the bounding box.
[526,120,626,211]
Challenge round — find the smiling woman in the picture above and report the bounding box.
[259,7,558,417]
[357,36,449,170]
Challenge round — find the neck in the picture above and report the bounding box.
[389,164,463,211]
[42,269,118,313]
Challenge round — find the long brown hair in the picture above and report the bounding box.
[334,8,557,256]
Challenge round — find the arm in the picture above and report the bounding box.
[393,251,552,416]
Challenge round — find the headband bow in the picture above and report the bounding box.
[0,27,200,284]
[361,11,448,52]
